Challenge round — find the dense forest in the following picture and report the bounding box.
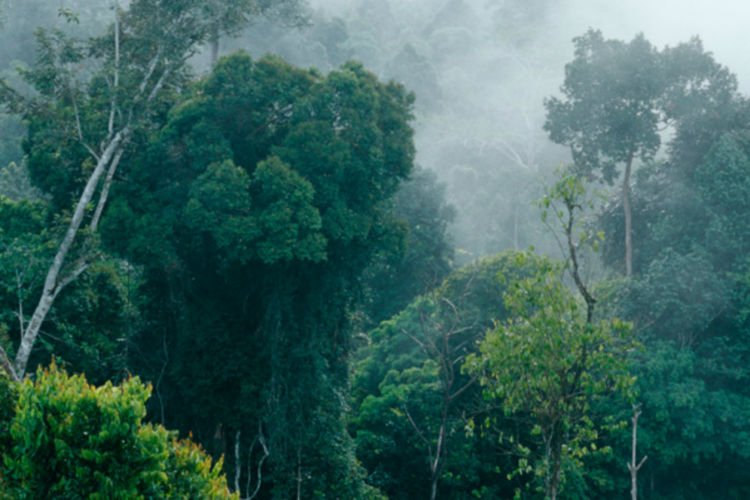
[0,0,749,498]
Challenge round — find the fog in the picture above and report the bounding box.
[563,0,750,90]
[3,0,750,260]
[287,0,750,260]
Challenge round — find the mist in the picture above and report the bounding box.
[227,0,750,261]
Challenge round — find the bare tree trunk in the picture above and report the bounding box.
[246,422,269,500]
[548,452,561,500]
[623,154,634,277]
[14,132,126,376]
[90,147,125,232]
[627,404,647,500]
[234,430,242,494]
[429,416,446,500]
[10,0,181,378]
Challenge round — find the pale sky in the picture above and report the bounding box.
[546,0,750,90]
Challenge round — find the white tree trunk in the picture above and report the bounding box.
[13,131,126,376]
[627,404,647,500]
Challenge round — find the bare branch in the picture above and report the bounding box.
[15,130,127,376]
[137,50,162,98]
[234,430,242,493]
[90,146,125,232]
[147,64,175,104]
[448,374,478,402]
[564,195,596,323]
[403,405,432,450]
[245,422,270,500]
[53,260,91,301]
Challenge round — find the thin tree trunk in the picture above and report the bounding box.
[550,445,563,500]
[548,451,561,500]
[563,192,595,322]
[623,154,634,277]
[90,147,125,232]
[13,131,126,376]
[429,417,446,500]
[234,430,242,494]
[246,421,269,500]
[627,404,647,500]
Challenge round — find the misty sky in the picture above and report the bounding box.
[310,0,750,90]
[295,0,750,258]
[563,0,750,90]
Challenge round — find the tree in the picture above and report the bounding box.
[0,363,235,498]
[593,121,750,498]
[464,171,636,499]
[0,0,256,379]
[465,252,634,499]
[101,52,414,497]
[627,404,647,500]
[545,30,736,277]
[352,251,549,499]
[544,30,662,277]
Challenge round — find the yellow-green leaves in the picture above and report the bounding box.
[1,363,235,499]
[465,259,635,496]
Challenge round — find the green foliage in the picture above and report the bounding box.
[465,254,635,497]
[361,166,455,327]
[184,157,326,265]
[165,437,239,499]
[101,51,414,497]
[0,196,50,357]
[584,37,750,497]
[545,30,662,182]
[352,251,549,499]
[545,30,735,185]
[0,363,234,499]
[0,194,140,383]
[0,371,16,451]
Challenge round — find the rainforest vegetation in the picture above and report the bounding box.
[0,0,748,498]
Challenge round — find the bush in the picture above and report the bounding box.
[0,363,235,499]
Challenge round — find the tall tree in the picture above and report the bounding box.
[0,0,254,379]
[544,30,662,277]
[545,30,736,277]
[104,52,414,497]
[465,172,636,499]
